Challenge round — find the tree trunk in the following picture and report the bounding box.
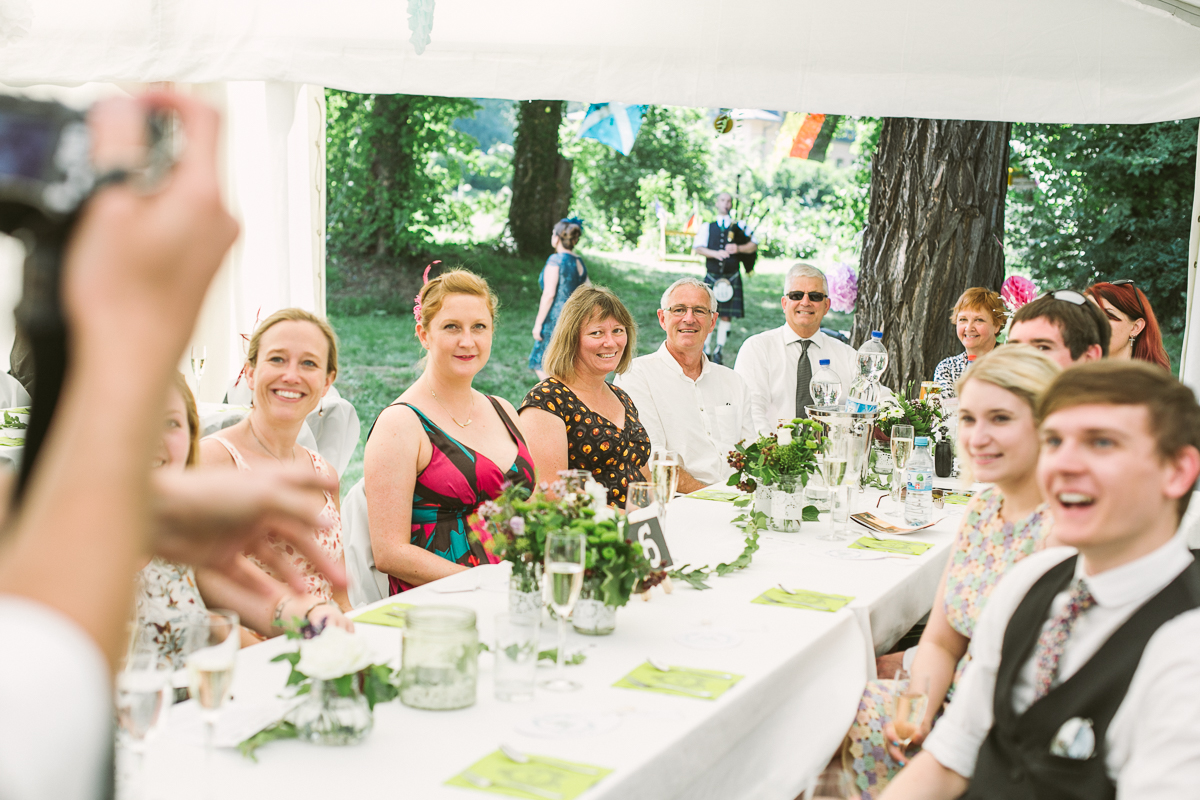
[852,118,1010,394]
[509,100,571,258]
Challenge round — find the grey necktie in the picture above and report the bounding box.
[794,339,813,419]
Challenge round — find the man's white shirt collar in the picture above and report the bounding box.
[654,341,712,379]
[1074,533,1192,608]
[781,326,826,348]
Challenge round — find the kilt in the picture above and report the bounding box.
[704,271,744,318]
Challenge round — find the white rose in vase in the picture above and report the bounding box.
[297,626,378,680]
[776,426,793,447]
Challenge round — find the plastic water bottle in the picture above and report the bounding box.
[904,436,934,526]
[844,375,881,413]
[857,331,889,380]
[810,359,843,407]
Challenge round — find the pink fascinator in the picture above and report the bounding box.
[1001,275,1037,311]
[412,261,441,323]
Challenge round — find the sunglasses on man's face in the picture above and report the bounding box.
[786,291,827,303]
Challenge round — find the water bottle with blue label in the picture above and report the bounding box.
[904,436,934,526]
[844,332,888,413]
[809,358,843,407]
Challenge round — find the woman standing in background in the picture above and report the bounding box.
[530,218,590,380]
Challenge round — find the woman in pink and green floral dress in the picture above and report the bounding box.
[845,346,1061,798]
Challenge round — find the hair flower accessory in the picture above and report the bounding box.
[412,261,440,323]
[562,216,584,229]
[827,263,858,313]
[1002,275,1037,311]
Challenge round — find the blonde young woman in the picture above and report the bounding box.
[845,346,1060,798]
[519,286,652,506]
[198,309,352,615]
[364,269,535,594]
[932,288,1009,397]
[137,373,351,665]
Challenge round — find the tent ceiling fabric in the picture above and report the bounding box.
[2,0,1199,123]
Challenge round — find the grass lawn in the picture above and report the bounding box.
[330,245,852,494]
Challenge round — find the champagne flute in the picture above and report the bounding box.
[817,436,851,542]
[541,531,586,692]
[889,424,915,505]
[892,668,930,760]
[647,448,680,527]
[190,346,207,396]
[625,481,657,516]
[116,641,171,800]
[185,610,239,791]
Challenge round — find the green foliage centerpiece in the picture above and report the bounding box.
[876,383,949,442]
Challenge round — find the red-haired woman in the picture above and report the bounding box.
[1085,281,1170,370]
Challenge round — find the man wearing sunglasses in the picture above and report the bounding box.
[734,263,857,435]
[616,278,756,493]
[1008,291,1111,369]
[692,191,758,365]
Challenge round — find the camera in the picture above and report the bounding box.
[0,94,172,498]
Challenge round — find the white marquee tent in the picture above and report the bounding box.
[0,0,1196,393]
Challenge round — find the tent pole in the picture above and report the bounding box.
[1180,127,1200,385]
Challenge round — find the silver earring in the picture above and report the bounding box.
[318,398,325,418]
[1129,336,1137,348]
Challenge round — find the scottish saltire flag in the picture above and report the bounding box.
[578,103,646,156]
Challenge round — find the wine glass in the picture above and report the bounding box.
[892,668,930,760]
[116,635,171,800]
[541,531,586,692]
[190,346,207,396]
[817,436,852,542]
[556,469,592,494]
[647,448,680,527]
[889,424,915,505]
[185,610,239,787]
[625,481,657,516]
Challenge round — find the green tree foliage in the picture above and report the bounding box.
[326,91,480,257]
[567,106,712,248]
[1008,119,1199,333]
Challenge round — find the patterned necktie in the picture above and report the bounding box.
[794,339,813,419]
[1031,578,1096,701]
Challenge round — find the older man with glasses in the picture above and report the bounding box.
[733,263,857,435]
[615,278,756,493]
[1007,290,1111,369]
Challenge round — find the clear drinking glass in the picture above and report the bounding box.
[647,448,680,527]
[541,531,586,692]
[625,481,657,516]
[557,469,592,494]
[809,764,856,799]
[494,613,540,702]
[892,668,931,759]
[185,610,239,793]
[890,424,915,504]
[190,345,207,396]
[116,641,171,800]
[819,484,852,542]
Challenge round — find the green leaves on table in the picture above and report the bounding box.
[751,587,853,612]
[238,720,298,762]
[849,537,933,556]
[447,750,612,800]
[352,602,414,628]
[613,661,743,701]
[669,520,761,591]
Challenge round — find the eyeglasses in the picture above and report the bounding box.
[666,305,715,318]
[785,291,828,303]
[1040,289,1087,305]
[1107,279,1146,317]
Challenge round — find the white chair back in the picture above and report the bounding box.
[342,477,389,608]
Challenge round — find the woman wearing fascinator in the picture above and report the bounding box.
[530,217,591,380]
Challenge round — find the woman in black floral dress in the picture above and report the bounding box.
[519,286,651,506]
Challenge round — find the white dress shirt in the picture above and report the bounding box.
[0,596,112,800]
[615,343,756,486]
[733,325,857,436]
[923,535,1200,796]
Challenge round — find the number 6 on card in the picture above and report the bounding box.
[625,508,673,569]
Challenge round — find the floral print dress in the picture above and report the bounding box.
[135,558,207,669]
[845,486,1051,798]
[520,377,651,506]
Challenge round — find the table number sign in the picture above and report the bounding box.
[625,507,673,569]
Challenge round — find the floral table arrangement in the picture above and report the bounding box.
[470,481,667,634]
[875,384,953,478]
[239,624,399,759]
[726,419,823,530]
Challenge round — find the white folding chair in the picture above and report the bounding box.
[342,478,390,608]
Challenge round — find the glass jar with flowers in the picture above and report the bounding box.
[727,420,823,531]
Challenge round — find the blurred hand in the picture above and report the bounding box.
[883,718,932,765]
[724,242,739,254]
[532,326,543,342]
[151,466,346,594]
[715,249,730,261]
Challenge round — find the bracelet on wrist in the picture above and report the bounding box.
[270,596,289,627]
[302,602,327,621]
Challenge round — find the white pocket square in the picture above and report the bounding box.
[1049,716,1095,760]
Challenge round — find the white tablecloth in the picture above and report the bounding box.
[142,490,966,800]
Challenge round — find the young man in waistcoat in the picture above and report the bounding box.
[881,360,1200,800]
[691,191,757,365]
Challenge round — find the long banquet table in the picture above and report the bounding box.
[142,488,967,800]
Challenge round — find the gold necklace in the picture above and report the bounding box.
[430,388,474,428]
[247,415,295,464]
